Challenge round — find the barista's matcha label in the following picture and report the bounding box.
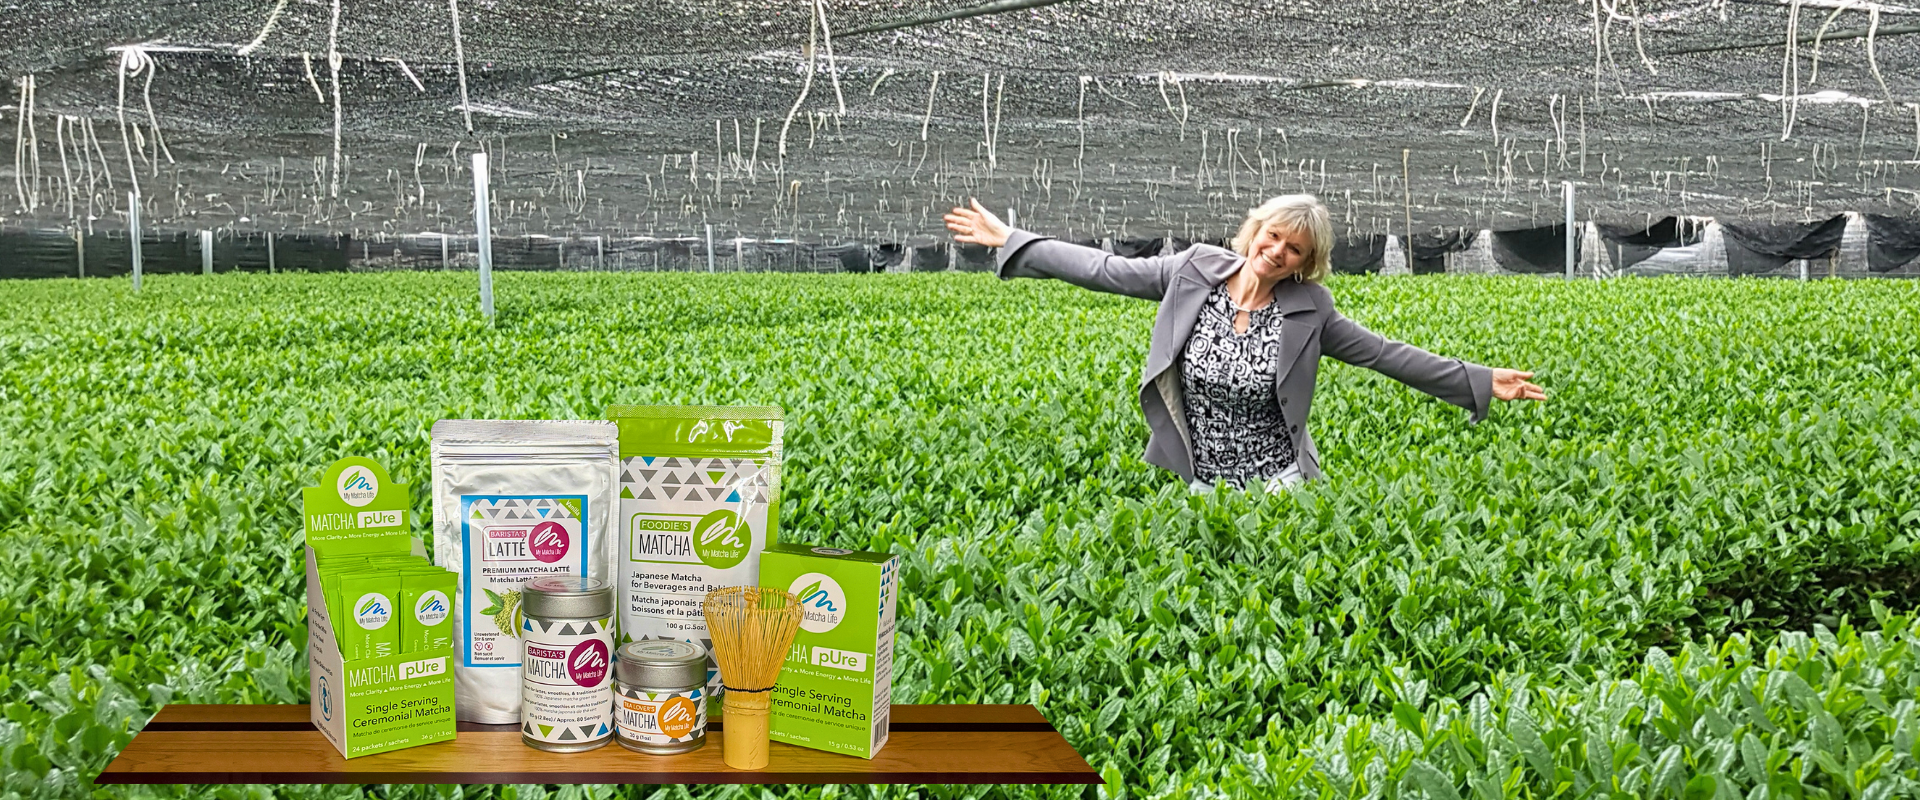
[459,495,590,667]
[521,616,614,745]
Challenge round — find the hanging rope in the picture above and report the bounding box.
[13,76,28,212]
[777,8,819,160]
[1781,0,1803,141]
[142,61,174,173]
[448,0,474,133]
[328,0,344,199]
[816,0,845,115]
[920,70,940,141]
[114,47,150,200]
[237,0,289,56]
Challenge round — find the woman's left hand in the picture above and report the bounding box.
[1492,369,1547,402]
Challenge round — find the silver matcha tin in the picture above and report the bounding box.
[521,576,615,753]
[613,640,709,754]
[521,575,614,621]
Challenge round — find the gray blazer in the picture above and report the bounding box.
[995,229,1493,483]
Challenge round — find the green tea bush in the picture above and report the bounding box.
[0,272,1914,799]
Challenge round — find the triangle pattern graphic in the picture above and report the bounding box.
[557,622,578,637]
[539,724,555,738]
[621,487,634,499]
[637,487,656,500]
[706,487,727,501]
[558,727,578,741]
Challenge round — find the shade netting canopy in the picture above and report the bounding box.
[1,0,1918,247]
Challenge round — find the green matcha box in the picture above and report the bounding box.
[759,543,899,759]
[303,457,457,759]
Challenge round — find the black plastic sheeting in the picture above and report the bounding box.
[1490,224,1580,274]
[956,242,995,271]
[1862,215,1920,273]
[1719,215,1847,276]
[0,229,351,279]
[1407,229,1474,275]
[1330,235,1387,274]
[911,243,949,272]
[870,244,906,272]
[1596,217,1706,270]
[839,247,875,273]
[1112,238,1162,258]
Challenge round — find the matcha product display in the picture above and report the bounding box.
[759,544,900,759]
[614,640,708,754]
[431,419,620,724]
[303,457,456,759]
[605,405,783,699]
[702,586,803,771]
[323,560,463,660]
[520,575,616,752]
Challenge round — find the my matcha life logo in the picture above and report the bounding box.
[790,573,846,634]
[415,590,450,626]
[354,592,393,631]
[529,521,571,564]
[336,466,379,508]
[694,509,750,569]
[569,640,610,687]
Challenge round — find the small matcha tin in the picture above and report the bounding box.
[613,640,708,754]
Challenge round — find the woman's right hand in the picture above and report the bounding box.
[943,198,1011,248]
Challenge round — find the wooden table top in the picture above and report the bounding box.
[96,704,1102,785]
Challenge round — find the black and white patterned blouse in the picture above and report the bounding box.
[1180,284,1297,487]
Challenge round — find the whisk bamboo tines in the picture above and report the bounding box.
[702,586,802,770]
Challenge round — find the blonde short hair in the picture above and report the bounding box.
[1230,194,1334,283]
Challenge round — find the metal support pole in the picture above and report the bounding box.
[75,230,85,278]
[1562,181,1575,279]
[439,233,449,270]
[128,193,144,291]
[201,230,214,274]
[267,234,276,273]
[735,237,743,272]
[472,152,495,318]
[595,235,604,271]
[706,224,715,272]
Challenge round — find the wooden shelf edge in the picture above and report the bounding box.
[94,771,1106,786]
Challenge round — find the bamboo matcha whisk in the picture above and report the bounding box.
[702,586,803,770]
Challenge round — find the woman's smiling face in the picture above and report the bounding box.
[1245,224,1312,281]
